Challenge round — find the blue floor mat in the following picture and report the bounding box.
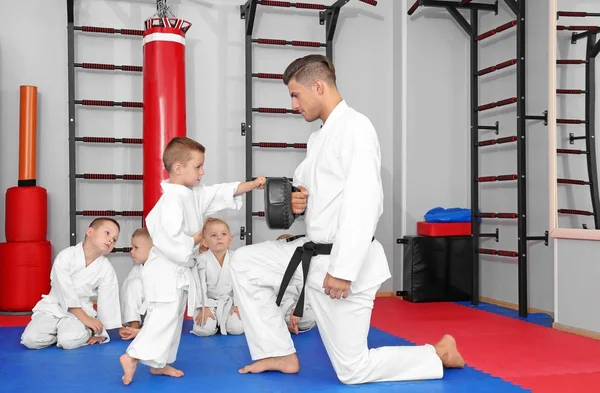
[0,321,529,392]
[455,301,554,328]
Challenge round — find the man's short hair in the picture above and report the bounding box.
[283,54,336,87]
[131,227,151,242]
[162,137,206,173]
[89,217,120,232]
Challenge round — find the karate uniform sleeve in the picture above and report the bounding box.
[151,197,196,265]
[193,182,243,216]
[196,257,209,307]
[50,249,82,309]
[327,117,384,282]
[96,265,122,332]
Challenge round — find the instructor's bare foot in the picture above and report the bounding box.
[434,334,465,368]
[150,365,185,378]
[238,353,300,374]
[119,353,138,385]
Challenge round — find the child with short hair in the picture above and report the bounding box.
[119,136,265,385]
[119,227,153,341]
[192,227,316,337]
[192,217,243,336]
[20,218,122,350]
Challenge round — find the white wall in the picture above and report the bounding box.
[0,0,395,289]
[401,1,553,312]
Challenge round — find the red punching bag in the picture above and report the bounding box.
[0,85,51,313]
[142,17,192,219]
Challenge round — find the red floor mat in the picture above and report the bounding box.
[371,298,600,393]
[512,373,600,393]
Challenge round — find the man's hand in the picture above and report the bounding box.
[291,186,308,214]
[230,306,240,318]
[322,273,351,299]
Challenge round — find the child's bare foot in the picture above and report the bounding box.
[150,365,185,378]
[238,353,299,374]
[434,334,465,368]
[119,354,138,385]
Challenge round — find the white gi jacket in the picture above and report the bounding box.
[31,242,121,342]
[293,100,391,293]
[196,249,237,334]
[143,180,242,316]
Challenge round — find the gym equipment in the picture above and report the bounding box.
[264,177,300,230]
[0,85,52,313]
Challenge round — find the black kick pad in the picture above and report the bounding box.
[400,235,473,303]
[264,177,300,230]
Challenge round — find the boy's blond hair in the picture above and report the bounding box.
[131,227,152,242]
[162,136,206,173]
[202,217,231,237]
[276,233,293,240]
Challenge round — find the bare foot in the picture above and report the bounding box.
[239,353,300,374]
[434,334,465,368]
[119,353,138,385]
[150,365,185,378]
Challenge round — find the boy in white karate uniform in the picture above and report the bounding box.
[119,136,265,385]
[191,217,244,336]
[229,55,465,384]
[20,218,122,350]
[191,222,317,337]
[119,227,153,341]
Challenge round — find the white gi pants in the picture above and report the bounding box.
[20,312,92,350]
[230,238,443,385]
[126,289,187,369]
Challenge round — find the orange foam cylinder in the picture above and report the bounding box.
[19,85,37,185]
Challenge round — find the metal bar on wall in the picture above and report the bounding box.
[516,0,528,318]
[471,8,480,306]
[585,34,600,229]
[67,0,77,246]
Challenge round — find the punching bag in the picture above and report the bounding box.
[142,17,192,219]
[0,85,51,313]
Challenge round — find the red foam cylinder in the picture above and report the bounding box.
[142,18,192,219]
[5,186,47,242]
[0,241,51,312]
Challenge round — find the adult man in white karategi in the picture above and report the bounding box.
[229,54,465,385]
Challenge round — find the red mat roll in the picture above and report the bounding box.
[5,186,47,242]
[142,17,192,219]
[0,241,51,312]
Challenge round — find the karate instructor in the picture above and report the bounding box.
[229,54,465,385]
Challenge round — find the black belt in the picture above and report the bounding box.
[275,236,374,318]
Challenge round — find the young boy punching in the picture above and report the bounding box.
[20,218,122,350]
[191,218,243,337]
[119,227,153,341]
[119,136,265,385]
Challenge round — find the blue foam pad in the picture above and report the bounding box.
[0,321,529,392]
[455,301,554,328]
